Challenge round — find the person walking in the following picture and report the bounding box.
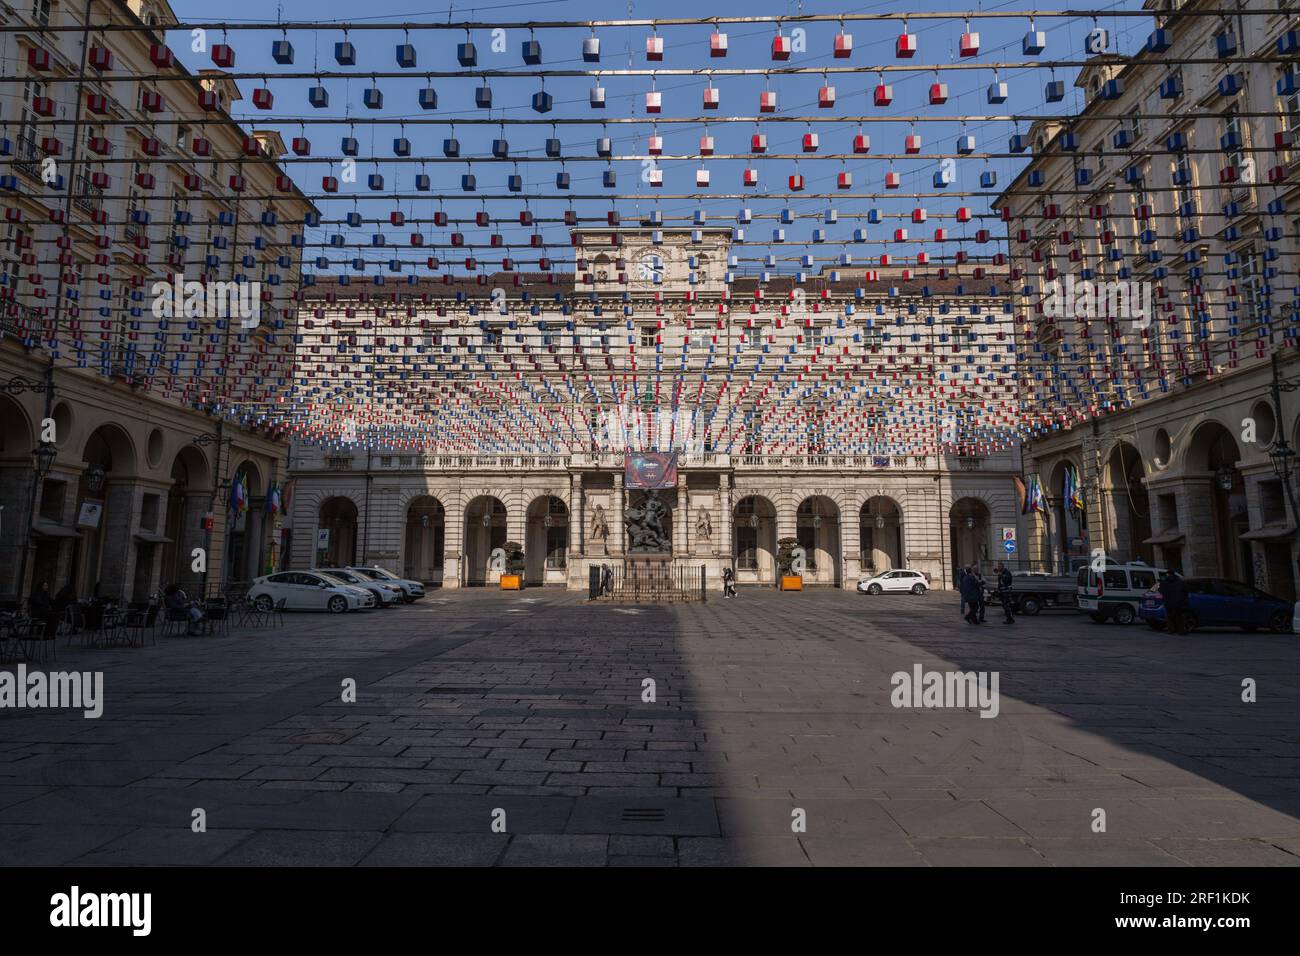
[960,570,984,625]
[1159,572,1190,634]
[29,580,58,640]
[995,563,1016,624]
[973,567,988,623]
[722,566,737,598]
[956,565,969,617]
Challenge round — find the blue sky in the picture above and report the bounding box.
[165,0,1154,279]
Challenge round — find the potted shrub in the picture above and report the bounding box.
[776,537,803,591]
[499,541,525,590]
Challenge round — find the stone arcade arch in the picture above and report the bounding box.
[860,496,904,573]
[525,495,569,586]
[733,494,777,586]
[949,497,992,576]
[464,495,507,586]
[1048,459,1088,573]
[796,495,841,586]
[161,445,212,591]
[0,394,35,600]
[1103,442,1152,565]
[317,495,359,570]
[403,495,446,585]
[1185,421,1247,581]
[226,459,269,584]
[70,423,138,600]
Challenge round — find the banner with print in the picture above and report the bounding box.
[624,451,679,489]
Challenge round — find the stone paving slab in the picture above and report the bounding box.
[0,588,1297,866]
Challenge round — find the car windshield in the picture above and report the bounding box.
[320,571,358,584]
[367,568,399,580]
[350,568,381,580]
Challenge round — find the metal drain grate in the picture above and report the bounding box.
[621,807,667,823]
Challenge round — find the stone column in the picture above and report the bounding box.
[718,476,732,560]
[96,478,138,600]
[179,494,209,590]
[442,495,465,588]
[0,464,35,600]
[611,471,625,557]
[673,486,687,557]
[841,494,861,588]
[1177,478,1218,576]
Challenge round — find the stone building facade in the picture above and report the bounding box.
[285,229,1024,591]
[1000,0,1300,600]
[0,0,313,602]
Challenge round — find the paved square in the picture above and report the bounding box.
[2,590,1298,866]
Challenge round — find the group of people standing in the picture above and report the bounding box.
[957,564,1017,625]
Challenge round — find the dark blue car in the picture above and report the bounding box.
[1138,578,1293,633]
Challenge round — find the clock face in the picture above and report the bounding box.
[637,254,663,282]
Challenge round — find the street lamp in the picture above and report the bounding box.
[33,442,57,480]
[1215,464,1236,492]
[86,463,107,495]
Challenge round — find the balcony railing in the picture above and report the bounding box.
[292,450,1015,473]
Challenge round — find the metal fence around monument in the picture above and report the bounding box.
[588,563,706,604]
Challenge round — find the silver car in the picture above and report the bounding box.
[311,568,404,607]
[347,566,426,603]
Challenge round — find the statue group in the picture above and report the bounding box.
[624,489,671,553]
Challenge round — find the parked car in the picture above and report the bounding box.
[857,569,930,595]
[312,568,404,607]
[1077,560,1166,625]
[248,571,373,614]
[347,566,426,602]
[1138,578,1293,633]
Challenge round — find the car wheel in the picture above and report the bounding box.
[254,594,273,612]
[1146,620,1166,631]
[1020,596,1042,615]
[1113,604,1136,626]
[327,595,348,614]
[910,583,926,595]
[1269,611,1291,634]
[1089,613,1106,624]
[867,583,882,595]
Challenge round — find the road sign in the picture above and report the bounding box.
[1003,540,1017,553]
[1002,527,1016,541]
[316,528,330,549]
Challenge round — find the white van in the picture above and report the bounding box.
[1076,560,1167,625]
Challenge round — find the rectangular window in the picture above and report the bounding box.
[736,526,758,570]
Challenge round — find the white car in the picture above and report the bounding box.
[248,572,372,614]
[312,568,404,607]
[857,569,930,595]
[347,566,426,602]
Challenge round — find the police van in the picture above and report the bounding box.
[1076,559,1167,625]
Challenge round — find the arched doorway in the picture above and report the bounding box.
[71,423,137,600]
[226,459,268,584]
[0,394,35,601]
[949,497,991,577]
[1104,442,1152,564]
[161,445,211,591]
[1049,460,1088,574]
[733,494,777,586]
[796,495,841,586]
[404,495,445,585]
[525,495,568,586]
[860,496,903,573]
[464,495,506,586]
[317,496,358,569]
[1187,422,1247,581]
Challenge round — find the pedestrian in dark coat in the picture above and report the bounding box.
[995,564,1016,624]
[956,565,969,616]
[960,572,984,624]
[1159,573,1190,634]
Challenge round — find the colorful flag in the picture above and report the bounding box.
[229,471,247,515]
[1013,475,1027,514]
[1065,466,1084,514]
[1022,475,1047,515]
[265,481,281,515]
